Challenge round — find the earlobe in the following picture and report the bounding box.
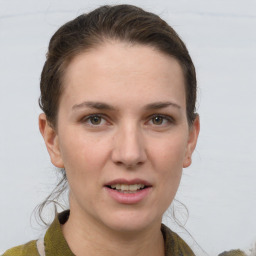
[39,113,64,168]
[183,156,192,168]
[183,115,200,168]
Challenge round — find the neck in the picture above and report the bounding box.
[62,210,165,256]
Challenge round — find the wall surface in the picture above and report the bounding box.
[0,0,256,255]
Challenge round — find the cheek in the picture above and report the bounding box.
[57,131,113,202]
[149,141,184,215]
[148,134,187,191]
[60,135,104,198]
[59,128,109,171]
[149,133,188,169]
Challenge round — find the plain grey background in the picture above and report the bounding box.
[1,0,256,255]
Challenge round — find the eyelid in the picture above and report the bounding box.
[80,113,110,126]
[79,113,174,127]
[147,114,175,125]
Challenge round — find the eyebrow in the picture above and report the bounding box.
[72,101,181,111]
[144,101,181,110]
[72,101,115,111]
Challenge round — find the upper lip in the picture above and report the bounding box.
[105,178,152,187]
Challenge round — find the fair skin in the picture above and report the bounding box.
[39,41,200,256]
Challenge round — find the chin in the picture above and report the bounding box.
[101,209,162,233]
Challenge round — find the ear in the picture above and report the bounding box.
[183,115,200,168]
[39,113,64,168]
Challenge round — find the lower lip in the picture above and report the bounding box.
[105,187,152,204]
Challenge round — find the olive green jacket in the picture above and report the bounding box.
[3,211,195,256]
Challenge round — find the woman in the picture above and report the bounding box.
[3,4,200,256]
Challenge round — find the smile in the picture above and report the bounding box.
[104,179,152,204]
[108,184,146,193]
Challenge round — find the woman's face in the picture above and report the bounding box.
[40,42,199,232]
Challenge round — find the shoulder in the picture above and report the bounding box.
[2,240,39,256]
[2,211,70,256]
[161,224,195,256]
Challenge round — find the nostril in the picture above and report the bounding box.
[114,160,145,169]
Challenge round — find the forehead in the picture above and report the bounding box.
[61,42,186,108]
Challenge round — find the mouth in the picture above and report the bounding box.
[104,179,152,204]
[105,183,149,193]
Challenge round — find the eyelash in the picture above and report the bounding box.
[80,114,174,127]
[81,114,108,127]
[148,114,175,126]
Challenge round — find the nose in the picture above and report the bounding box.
[111,123,147,169]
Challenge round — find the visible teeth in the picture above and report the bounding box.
[110,184,145,191]
[121,184,128,191]
[129,184,138,191]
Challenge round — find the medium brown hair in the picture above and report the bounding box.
[39,4,197,128]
